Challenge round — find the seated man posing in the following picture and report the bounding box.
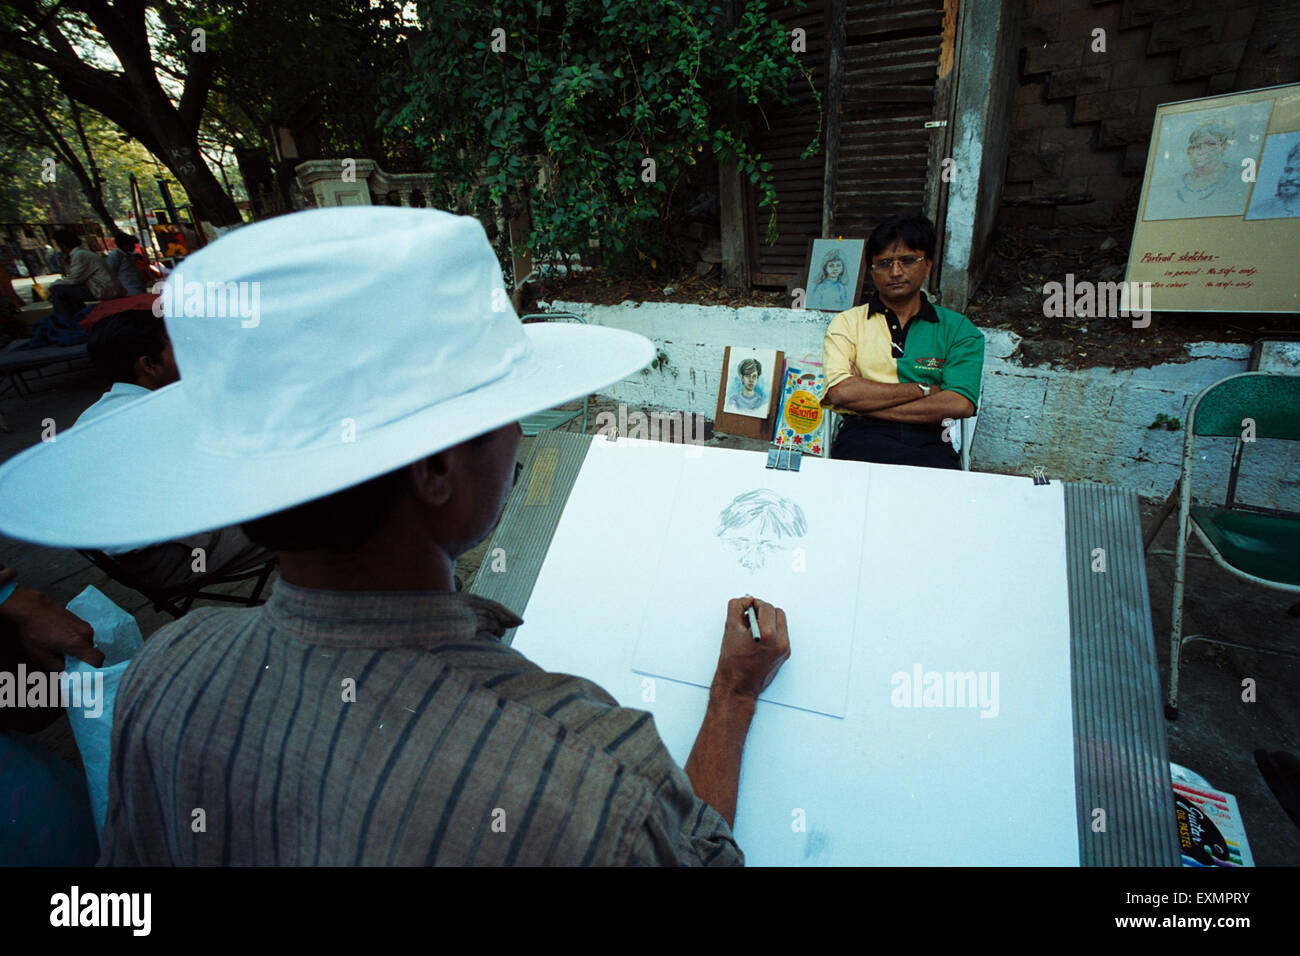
[821,214,984,469]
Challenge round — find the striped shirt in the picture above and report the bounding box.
[98,581,742,866]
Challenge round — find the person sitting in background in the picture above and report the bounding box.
[1,262,24,341]
[104,232,147,296]
[75,308,275,593]
[1,261,22,312]
[48,228,123,323]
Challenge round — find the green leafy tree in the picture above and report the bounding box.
[206,1,417,166]
[0,2,416,226]
[383,0,815,275]
[0,59,162,225]
[0,1,248,224]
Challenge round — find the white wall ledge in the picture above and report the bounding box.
[548,300,1297,505]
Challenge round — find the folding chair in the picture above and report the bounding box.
[518,312,589,436]
[1144,372,1300,718]
[954,381,981,472]
[78,549,277,619]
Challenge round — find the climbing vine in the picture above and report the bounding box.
[381,0,817,276]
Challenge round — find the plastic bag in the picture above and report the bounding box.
[63,586,143,839]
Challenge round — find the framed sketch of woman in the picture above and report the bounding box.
[803,238,865,311]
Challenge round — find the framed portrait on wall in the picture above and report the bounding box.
[1125,83,1300,312]
[803,238,866,312]
[1244,130,1300,220]
[1141,101,1271,221]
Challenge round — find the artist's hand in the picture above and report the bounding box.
[711,596,790,702]
[0,587,101,670]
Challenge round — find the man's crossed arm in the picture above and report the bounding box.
[825,361,975,424]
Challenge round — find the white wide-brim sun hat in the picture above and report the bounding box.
[0,207,654,549]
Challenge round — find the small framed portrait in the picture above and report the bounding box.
[722,347,776,419]
[1245,130,1300,220]
[802,238,866,312]
[1142,102,1272,221]
[714,346,784,440]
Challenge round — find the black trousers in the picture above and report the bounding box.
[831,415,960,470]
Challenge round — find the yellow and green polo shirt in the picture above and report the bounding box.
[821,291,984,416]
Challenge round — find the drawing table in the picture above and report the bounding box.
[470,430,1181,866]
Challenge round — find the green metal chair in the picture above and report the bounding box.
[1144,372,1300,719]
[518,312,589,437]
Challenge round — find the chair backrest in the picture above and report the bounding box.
[77,548,276,618]
[1184,372,1300,511]
[1190,372,1300,441]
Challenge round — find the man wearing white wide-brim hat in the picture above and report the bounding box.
[0,207,790,865]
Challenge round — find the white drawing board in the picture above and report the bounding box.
[513,438,1079,865]
[630,449,867,717]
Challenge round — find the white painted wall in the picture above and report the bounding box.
[550,299,1300,506]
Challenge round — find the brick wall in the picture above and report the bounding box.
[1000,0,1297,232]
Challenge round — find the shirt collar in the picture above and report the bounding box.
[262,579,523,648]
[109,381,152,399]
[867,289,939,323]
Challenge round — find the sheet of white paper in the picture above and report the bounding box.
[629,446,867,717]
[514,442,1079,865]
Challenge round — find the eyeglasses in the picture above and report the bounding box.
[870,256,927,272]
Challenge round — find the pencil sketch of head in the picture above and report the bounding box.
[716,488,808,572]
[1277,142,1300,201]
[1185,121,1232,173]
[736,357,762,396]
[816,249,847,284]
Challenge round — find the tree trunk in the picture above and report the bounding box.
[144,116,243,226]
[65,95,117,232]
[0,5,244,227]
[0,71,119,232]
[64,160,118,232]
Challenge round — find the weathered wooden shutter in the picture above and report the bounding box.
[835,0,947,236]
[745,3,828,287]
[747,0,952,288]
